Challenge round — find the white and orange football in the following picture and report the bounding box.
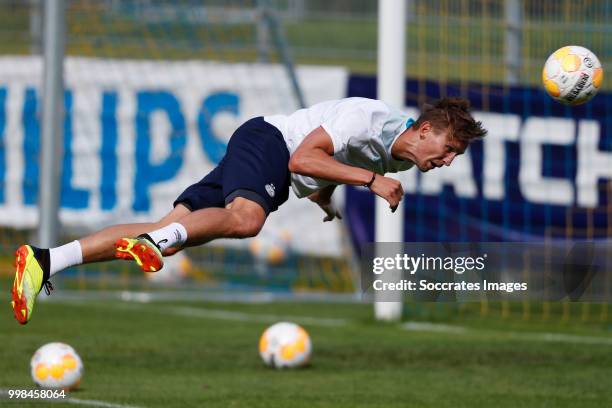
[31,342,83,390]
[542,45,603,106]
[259,322,311,369]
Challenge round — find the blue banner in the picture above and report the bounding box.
[345,75,612,247]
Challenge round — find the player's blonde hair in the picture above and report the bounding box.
[414,97,487,143]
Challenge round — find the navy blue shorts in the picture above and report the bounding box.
[173,117,290,215]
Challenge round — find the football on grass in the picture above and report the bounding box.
[259,322,311,368]
[31,342,83,390]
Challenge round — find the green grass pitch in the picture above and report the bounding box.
[2,297,612,408]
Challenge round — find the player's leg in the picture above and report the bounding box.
[118,117,291,272]
[115,197,267,272]
[10,204,191,325]
[174,196,267,246]
[115,162,230,272]
[79,204,191,263]
[117,196,267,273]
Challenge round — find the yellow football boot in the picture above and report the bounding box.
[11,245,51,325]
[115,235,163,272]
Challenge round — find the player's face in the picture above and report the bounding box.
[413,123,467,172]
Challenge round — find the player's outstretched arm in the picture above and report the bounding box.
[289,127,371,185]
[289,127,403,211]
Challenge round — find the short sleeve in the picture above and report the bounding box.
[321,108,371,154]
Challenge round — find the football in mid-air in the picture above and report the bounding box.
[259,322,311,368]
[31,342,83,390]
[542,45,603,105]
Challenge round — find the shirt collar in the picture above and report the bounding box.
[388,117,415,171]
[390,117,415,150]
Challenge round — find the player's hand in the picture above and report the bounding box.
[308,191,342,222]
[368,174,404,212]
[319,202,342,222]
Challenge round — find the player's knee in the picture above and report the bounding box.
[232,216,264,238]
[228,208,265,238]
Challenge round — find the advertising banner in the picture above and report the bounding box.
[0,57,348,255]
[346,76,612,245]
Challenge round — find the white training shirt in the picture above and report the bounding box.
[264,97,415,198]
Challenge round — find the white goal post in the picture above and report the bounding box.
[374,0,406,321]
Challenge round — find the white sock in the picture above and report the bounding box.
[49,240,83,277]
[146,222,188,251]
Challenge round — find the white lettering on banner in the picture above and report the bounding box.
[519,117,575,206]
[477,112,521,200]
[577,120,612,207]
[411,113,611,208]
